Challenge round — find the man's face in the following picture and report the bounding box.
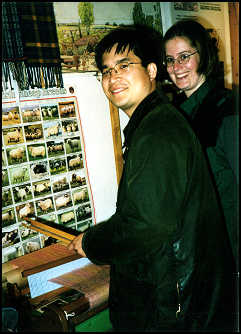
[101,43,156,117]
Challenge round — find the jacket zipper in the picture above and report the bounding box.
[176,281,181,319]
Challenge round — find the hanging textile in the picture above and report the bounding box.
[2,2,63,91]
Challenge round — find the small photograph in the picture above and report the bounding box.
[2,169,9,187]
[65,136,81,154]
[2,106,21,126]
[21,105,41,123]
[59,101,76,118]
[36,196,54,216]
[174,2,198,11]
[27,143,47,161]
[24,124,44,142]
[72,187,89,205]
[2,245,23,263]
[54,192,72,211]
[9,165,30,185]
[2,188,13,207]
[58,209,75,226]
[47,140,65,157]
[2,149,7,167]
[70,170,86,188]
[67,153,83,171]
[13,184,32,204]
[2,228,20,248]
[49,157,67,175]
[6,145,27,165]
[44,120,62,139]
[23,237,41,254]
[40,212,57,224]
[16,202,35,221]
[2,208,16,228]
[52,174,69,193]
[41,105,59,120]
[30,161,49,180]
[3,127,24,146]
[62,119,79,135]
[33,179,51,198]
[76,219,92,232]
[19,224,38,241]
[76,203,92,222]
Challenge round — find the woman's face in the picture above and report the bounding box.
[165,36,205,97]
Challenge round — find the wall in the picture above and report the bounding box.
[63,72,118,223]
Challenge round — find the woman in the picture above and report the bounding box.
[163,20,238,268]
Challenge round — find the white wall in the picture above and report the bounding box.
[63,72,118,223]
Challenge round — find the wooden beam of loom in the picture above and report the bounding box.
[109,101,123,185]
[23,216,80,244]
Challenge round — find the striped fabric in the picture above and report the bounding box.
[2,2,63,90]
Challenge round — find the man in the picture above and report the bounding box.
[68,25,236,331]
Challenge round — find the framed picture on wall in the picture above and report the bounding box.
[53,2,163,73]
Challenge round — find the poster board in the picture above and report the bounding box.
[2,72,122,264]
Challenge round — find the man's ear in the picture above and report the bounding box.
[147,63,157,81]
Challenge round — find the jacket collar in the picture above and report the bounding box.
[180,78,218,118]
[123,88,169,150]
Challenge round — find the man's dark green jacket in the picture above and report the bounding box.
[82,89,236,331]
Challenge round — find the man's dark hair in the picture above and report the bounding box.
[163,20,220,79]
[95,24,164,82]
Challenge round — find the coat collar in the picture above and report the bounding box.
[180,78,218,118]
[123,88,169,150]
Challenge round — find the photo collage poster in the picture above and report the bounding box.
[2,94,95,263]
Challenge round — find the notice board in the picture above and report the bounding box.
[2,72,122,263]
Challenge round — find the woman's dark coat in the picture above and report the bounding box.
[179,78,239,267]
[82,89,236,331]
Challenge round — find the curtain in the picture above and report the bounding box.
[2,2,63,91]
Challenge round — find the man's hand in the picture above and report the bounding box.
[68,233,87,257]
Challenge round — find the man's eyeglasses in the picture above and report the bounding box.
[97,61,141,81]
[165,51,198,67]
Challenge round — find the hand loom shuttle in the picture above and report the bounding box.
[23,216,80,244]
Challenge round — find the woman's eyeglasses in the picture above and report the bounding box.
[165,51,198,67]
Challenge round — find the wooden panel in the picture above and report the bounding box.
[109,101,123,184]
[228,2,239,87]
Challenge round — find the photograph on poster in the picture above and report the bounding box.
[41,105,59,121]
[3,127,24,146]
[21,105,41,123]
[2,188,13,208]
[2,208,16,228]
[12,184,33,204]
[2,106,21,126]
[62,119,79,135]
[174,2,198,12]
[24,124,44,142]
[47,140,65,157]
[2,96,95,263]
[27,144,47,161]
[2,169,9,187]
[6,145,27,165]
[2,149,7,167]
[52,175,69,193]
